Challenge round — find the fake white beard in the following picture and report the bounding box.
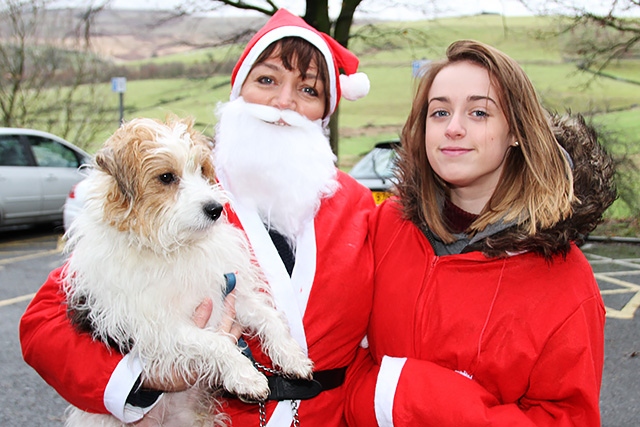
[213,97,339,244]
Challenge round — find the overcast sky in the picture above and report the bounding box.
[107,0,533,19]
[59,0,639,20]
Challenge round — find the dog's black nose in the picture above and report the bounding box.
[203,202,224,221]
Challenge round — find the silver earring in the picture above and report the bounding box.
[513,141,520,147]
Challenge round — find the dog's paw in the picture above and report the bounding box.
[267,338,314,379]
[273,353,314,380]
[223,366,270,402]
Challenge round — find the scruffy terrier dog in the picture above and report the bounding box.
[62,117,313,427]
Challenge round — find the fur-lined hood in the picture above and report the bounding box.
[401,113,617,259]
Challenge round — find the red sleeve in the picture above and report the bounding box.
[344,346,379,426]
[345,349,504,427]
[347,299,603,427]
[19,265,123,413]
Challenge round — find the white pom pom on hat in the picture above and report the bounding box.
[340,72,370,101]
[230,8,370,122]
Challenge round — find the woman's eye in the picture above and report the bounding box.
[430,110,448,118]
[258,76,274,85]
[472,110,488,118]
[302,86,318,97]
[158,172,177,184]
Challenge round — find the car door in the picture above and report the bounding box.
[24,135,85,216]
[0,134,43,222]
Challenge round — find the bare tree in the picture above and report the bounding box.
[523,1,640,73]
[0,0,114,149]
[524,1,640,219]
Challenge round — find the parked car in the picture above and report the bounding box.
[0,128,90,228]
[63,177,90,232]
[349,140,400,204]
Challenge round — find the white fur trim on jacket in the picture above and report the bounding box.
[375,356,407,427]
[229,198,309,351]
[230,194,315,427]
[104,354,158,423]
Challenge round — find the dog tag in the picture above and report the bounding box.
[223,272,255,362]
[223,272,236,295]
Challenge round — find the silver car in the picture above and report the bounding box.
[349,140,400,204]
[0,128,90,228]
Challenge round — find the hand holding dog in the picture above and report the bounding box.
[141,293,243,393]
[216,291,245,343]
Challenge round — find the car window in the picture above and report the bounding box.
[26,135,82,168]
[350,147,397,179]
[372,148,397,178]
[0,136,30,166]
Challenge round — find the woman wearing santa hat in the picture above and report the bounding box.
[21,8,375,427]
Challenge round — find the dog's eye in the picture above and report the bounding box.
[158,172,177,185]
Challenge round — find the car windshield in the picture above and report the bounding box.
[350,144,398,180]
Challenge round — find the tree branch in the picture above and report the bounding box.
[213,0,278,16]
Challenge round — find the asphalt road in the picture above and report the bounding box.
[1,225,639,426]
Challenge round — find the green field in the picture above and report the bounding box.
[90,14,639,221]
[100,14,640,149]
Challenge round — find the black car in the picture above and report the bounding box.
[349,140,400,204]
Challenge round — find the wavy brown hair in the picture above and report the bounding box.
[396,40,574,243]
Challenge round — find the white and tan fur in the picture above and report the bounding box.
[62,117,313,427]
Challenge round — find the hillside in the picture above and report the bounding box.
[41,8,269,61]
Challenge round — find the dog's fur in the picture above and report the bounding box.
[62,117,313,427]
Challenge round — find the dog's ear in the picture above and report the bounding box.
[194,137,217,184]
[201,151,217,184]
[185,123,217,184]
[94,144,139,230]
[95,146,137,202]
[95,146,115,175]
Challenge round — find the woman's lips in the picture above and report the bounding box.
[265,118,289,126]
[441,147,472,156]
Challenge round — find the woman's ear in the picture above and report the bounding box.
[509,135,519,147]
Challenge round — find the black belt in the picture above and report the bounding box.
[226,366,347,402]
[221,319,347,402]
[266,366,347,401]
[313,367,347,391]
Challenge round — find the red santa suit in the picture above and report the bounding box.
[20,170,374,426]
[345,200,604,426]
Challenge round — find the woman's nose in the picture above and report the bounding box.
[444,114,466,139]
[273,84,296,111]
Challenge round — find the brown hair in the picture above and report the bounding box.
[253,37,331,118]
[397,39,574,243]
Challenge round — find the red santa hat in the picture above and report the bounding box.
[230,8,370,121]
